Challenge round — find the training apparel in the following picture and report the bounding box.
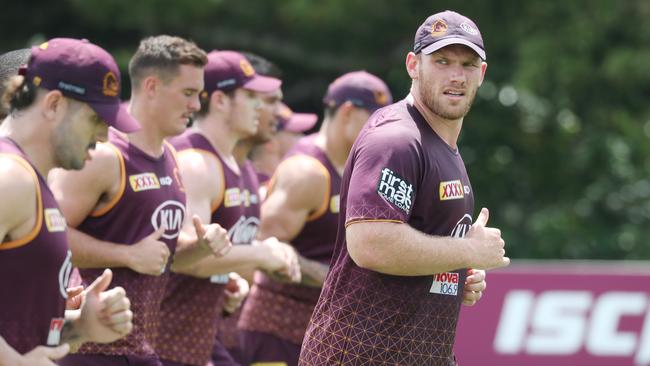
[239,133,342,345]
[75,129,186,357]
[299,99,474,366]
[158,131,259,366]
[0,138,71,353]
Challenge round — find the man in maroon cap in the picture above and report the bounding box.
[299,11,510,366]
[249,102,319,187]
[49,36,230,366]
[238,70,392,366]
[0,38,134,365]
[156,50,300,366]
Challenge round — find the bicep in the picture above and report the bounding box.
[258,187,311,242]
[258,158,327,242]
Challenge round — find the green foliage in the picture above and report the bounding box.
[2,0,648,259]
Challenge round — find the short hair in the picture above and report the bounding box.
[128,35,207,88]
[242,52,283,78]
[0,49,31,118]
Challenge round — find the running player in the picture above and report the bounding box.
[49,35,226,366]
[299,11,509,365]
[155,50,299,366]
[0,38,134,365]
[238,71,392,366]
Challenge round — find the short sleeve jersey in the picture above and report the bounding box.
[299,98,474,366]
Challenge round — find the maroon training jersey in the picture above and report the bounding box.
[214,158,261,359]
[239,134,341,345]
[0,138,72,354]
[299,98,475,366]
[76,129,186,357]
[157,131,258,366]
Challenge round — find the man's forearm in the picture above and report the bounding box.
[60,314,84,352]
[0,336,21,366]
[68,228,131,269]
[297,255,328,287]
[347,221,473,276]
[171,245,266,278]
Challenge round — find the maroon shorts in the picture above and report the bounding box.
[239,330,301,366]
[59,354,162,366]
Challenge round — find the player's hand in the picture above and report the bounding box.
[192,215,232,257]
[223,273,249,314]
[256,237,301,283]
[462,268,486,306]
[126,226,170,275]
[465,208,510,270]
[65,285,84,310]
[77,269,133,344]
[17,344,70,366]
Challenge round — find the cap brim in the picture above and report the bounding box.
[91,101,141,133]
[242,75,282,93]
[283,113,318,133]
[421,38,486,60]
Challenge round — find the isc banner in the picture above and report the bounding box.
[454,261,650,366]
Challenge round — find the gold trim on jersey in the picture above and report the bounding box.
[90,142,126,217]
[0,154,44,250]
[345,218,404,228]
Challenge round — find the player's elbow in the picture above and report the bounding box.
[346,223,387,271]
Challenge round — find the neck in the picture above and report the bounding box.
[320,120,349,174]
[409,88,463,149]
[0,114,56,177]
[195,115,240,161]
[249,142,280,177]
[233,138,253,165]
[128,97,166,157]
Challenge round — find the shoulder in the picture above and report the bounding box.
[275,154,329,188]
[0,155,37,222]
[0,154,38,194]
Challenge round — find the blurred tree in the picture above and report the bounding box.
[1,0,648,260]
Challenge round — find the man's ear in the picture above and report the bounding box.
[41,90,67,122]
[406,52,419,80]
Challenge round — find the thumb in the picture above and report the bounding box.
[86,268,112,296]
[192,215,206,239]
[149,225,166,240]
[473,207,489,227]
[43,343,71,360]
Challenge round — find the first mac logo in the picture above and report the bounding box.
[377,167,414,213]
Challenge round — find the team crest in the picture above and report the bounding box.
[374,90,389,106]
[102,71,119,97]
[240,59,255,77]
[431,19,448,37]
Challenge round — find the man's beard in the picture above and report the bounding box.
[418,69,477,120]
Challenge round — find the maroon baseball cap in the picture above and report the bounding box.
[276,103,317,133]
[413,10,486,60]
[204,50,281,94]
[23,38,140,132]
[322,70,392,113]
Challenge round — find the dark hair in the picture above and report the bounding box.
[0,49,31,118]
[128,35,208,88]
[241,52,283,78]
[196,88,236,119]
